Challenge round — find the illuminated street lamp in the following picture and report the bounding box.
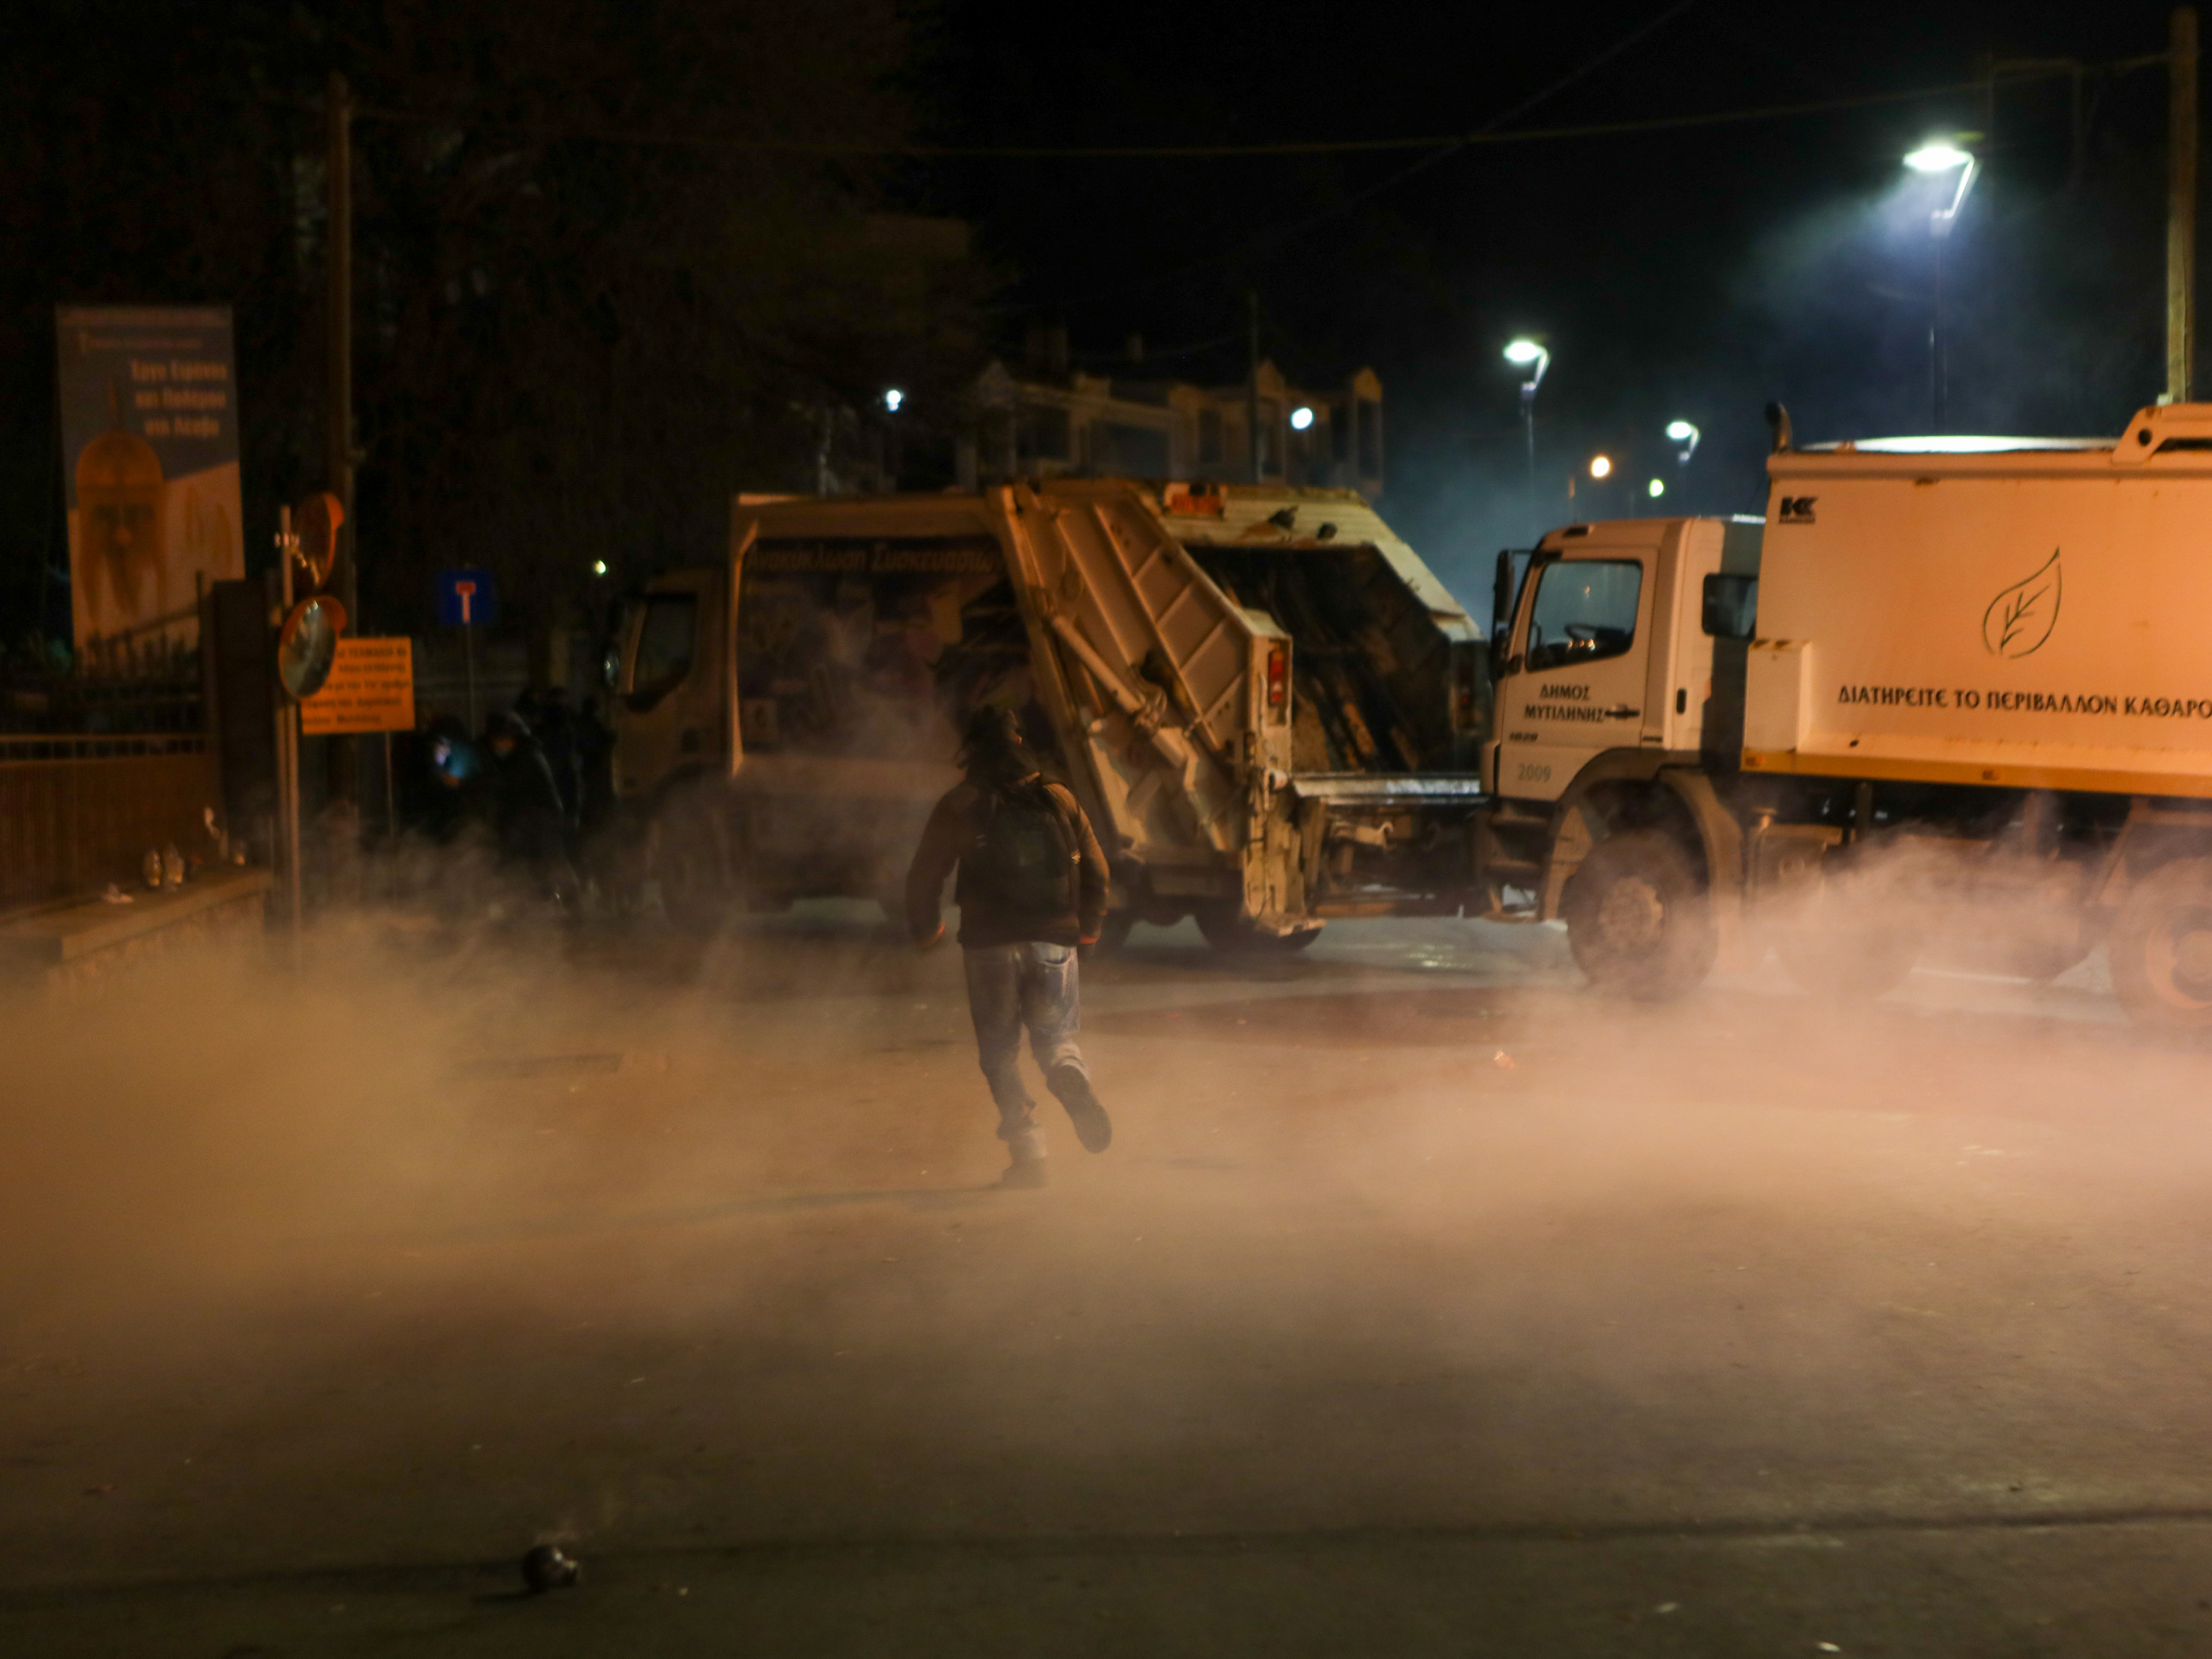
[1289,404,1315,431]
[1665,419,1701,469]
[1647,478,1666,499]
[883,388,905,413]
[1588,454,1612,479]
[1904,139,1979,430]
[1905,141,1976,180]
[1504,339,1549,537]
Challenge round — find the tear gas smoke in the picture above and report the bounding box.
[3,887,2211,1607]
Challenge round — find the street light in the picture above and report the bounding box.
[883,388,905,412]
[1647,478,1666,499]
[1503,339,1549,538]
[1904,142,1974,174]
[1904,138,1979,430]
[1588,454,1612,480]
[1289,404,1315,431]
[1665,419,1701,467]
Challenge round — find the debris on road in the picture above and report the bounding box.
[522,1543,582,1593]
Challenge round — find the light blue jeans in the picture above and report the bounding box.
[963,941,1090,1160]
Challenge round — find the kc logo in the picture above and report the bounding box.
[1778,495,1817,523]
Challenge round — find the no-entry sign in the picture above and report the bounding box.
[435,566,499,628]
[299,637,416,734]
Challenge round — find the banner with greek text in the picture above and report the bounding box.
[55,305,245,671]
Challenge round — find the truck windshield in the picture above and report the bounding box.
[1525,559,1642,672]
[627,594,697,704]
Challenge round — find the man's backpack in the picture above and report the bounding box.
[964,779,1079,918]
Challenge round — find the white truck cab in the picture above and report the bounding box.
[1486,517,1760,803]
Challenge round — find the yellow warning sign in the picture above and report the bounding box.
[299,636,415,734]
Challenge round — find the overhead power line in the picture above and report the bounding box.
[349,53,2166,162]
[1041,0,1709,311]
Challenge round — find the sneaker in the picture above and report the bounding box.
[997,1156,1048,1189]
[1049,1068,1113,1154]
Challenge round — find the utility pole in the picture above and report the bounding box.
[274,507,303,968]
[326,70,357,800]
[2170,7,2199,403]
[1245,290,1262,485]
[1932,234,1947,429]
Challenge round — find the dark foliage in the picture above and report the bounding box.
[2,0,989,653]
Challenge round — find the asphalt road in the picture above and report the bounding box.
[4,905,2212,1655]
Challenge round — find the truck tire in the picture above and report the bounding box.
[2110,856,2212,1031]
[1561,830,1716,1000]
[652,798,733,935]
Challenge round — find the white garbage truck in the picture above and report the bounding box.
[1480,401,2212,1029]
[608,478,1487,949]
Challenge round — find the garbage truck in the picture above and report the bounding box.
[608,478,1487,949]
[1480,401,2212,1030]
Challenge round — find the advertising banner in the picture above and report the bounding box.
[54,305,245,669]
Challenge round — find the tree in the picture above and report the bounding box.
[1,0,990,665]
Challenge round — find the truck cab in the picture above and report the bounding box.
[1479,517,1760,933]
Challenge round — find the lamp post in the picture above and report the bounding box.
[1905,140,1979,431]
[1666,419,1700,472]
[1503,339,1549,539]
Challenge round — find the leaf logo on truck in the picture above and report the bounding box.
[1981,549,2062,658]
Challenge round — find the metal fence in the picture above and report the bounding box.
[0,736,224,910]
[2,668,203,736]
[0,652,223,910]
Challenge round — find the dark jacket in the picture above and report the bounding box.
[486,740,569,861]
[906,774,1109,948]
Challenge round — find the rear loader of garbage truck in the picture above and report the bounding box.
[607,479,1488,948]
[1476,402,2212,1030]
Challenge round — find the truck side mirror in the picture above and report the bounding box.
[1701,573,1758,641]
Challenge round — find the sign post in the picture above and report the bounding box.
[436,567,499,733]
[273,507,303,966]
[299,637,416,873]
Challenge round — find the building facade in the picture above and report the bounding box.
[960,353,1384,498]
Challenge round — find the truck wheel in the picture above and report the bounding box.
[652,800,732,935]
[1561,830,1716,1000]
[2111,857,2212,1031]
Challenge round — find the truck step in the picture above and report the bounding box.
[1486,802,1552,828]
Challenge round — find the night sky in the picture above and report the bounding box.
[923,0,2193,603]
[2,1,2199,641]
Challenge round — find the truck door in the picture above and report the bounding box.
[611,566,727,802]
[1492,538,1657,803]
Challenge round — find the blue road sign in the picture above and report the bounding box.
[435,567,500,628]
